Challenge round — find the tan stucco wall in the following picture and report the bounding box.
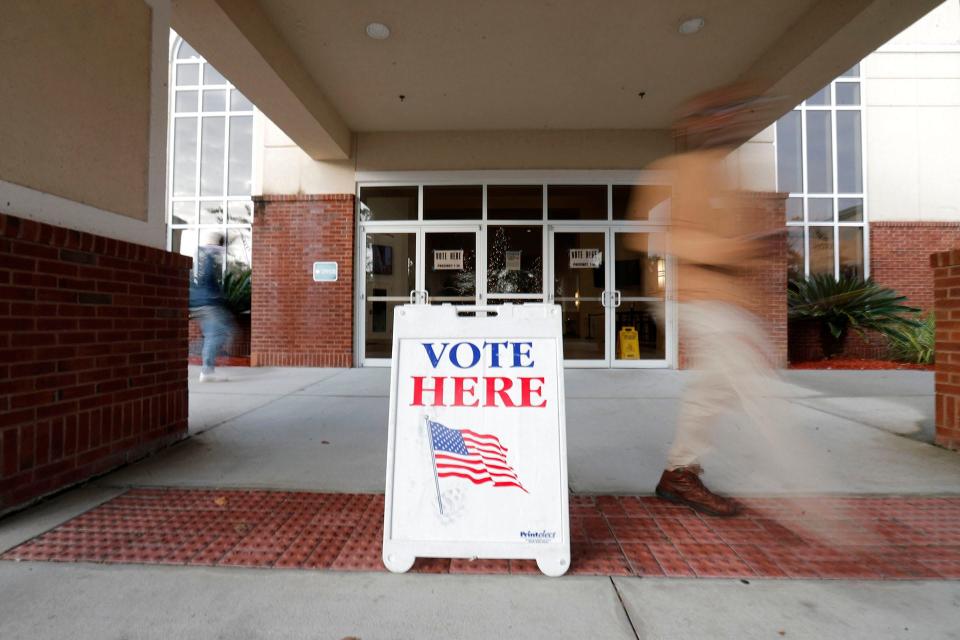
[354,130,674,172]
[257,120,675,195]
[865,0,960,222]
[0,1,153,220]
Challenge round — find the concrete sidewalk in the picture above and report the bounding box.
[1,367,958,640]
[1,561,957,640]
[89,367,958,495]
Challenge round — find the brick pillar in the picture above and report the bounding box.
[931,249,960,451]
[0,212,191,513]
[676,191,787,369]
[741,192,788,368]
[251,194,354,367]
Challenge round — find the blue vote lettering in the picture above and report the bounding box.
[421,341,535,368]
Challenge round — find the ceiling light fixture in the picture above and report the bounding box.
[678,17,705,35]
[366,22,391,40]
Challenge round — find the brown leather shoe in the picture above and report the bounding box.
[656,466,741,517]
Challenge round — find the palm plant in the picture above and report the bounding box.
[221,265,251,317]
[788,274,920,358]
[888,313,935,364]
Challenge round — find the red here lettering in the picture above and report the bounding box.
[519,376,547,408]
[484,376,517,408]
[452,377,479,407]
[411,376,446,406]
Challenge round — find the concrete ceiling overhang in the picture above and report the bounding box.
[173,0,942,160]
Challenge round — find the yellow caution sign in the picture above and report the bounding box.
[618,326,640,360]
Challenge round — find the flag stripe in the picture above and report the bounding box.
[461,430,507,450]
[437,472,494,486]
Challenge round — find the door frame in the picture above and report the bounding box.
[548,225,612,368]
[358,223,484,366]
[548,225,677,368]
[357,224,421,367]
[608,228,675,369]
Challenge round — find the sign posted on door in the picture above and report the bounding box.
[383,303,570,576]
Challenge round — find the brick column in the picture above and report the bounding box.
[676,191,787,369]
[931,249,960,451]
[251,194,354,367]
[0,213,191,513]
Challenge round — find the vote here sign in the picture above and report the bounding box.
[383,304,570,576]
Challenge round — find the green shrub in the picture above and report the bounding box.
[888,314,935,364]
[788,274,920,358]
[221,266,251,317]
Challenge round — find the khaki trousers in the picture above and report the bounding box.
[667,301,777,470]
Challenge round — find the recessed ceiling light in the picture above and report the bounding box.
[678,17,705,35]
[366,22,391,40]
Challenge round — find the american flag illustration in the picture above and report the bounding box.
[428,419,527,492]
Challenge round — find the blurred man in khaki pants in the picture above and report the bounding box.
[631,85,784,516]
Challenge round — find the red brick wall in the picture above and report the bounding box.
[788,221,960,362]
[871,221,960,313]
[0,212,191,513]
[742,192,788,368]
[931,249,960,451]
[251,195,354,367]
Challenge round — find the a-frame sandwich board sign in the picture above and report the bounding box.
[383,303,570,576]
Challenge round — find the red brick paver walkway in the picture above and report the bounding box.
[3,489,959,579]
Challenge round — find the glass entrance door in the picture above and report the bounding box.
[550,228,610,366]
[611,231,670,366]
[423,228,480,305]
[361,229,417,362]
[361,226,480,365]
[549,228,672,367]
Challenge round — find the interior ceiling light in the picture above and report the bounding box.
[366,22,391,40]
[678,17,705,35]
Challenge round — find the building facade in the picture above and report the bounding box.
[3,0,953,512]
[168,2,960,369]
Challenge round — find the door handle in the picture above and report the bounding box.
[409,289,429,304]
[613,290,622,308]
[601,290,609,308]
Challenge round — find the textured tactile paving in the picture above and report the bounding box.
[4,489,960,580]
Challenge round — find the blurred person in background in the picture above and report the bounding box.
[190,230,234,383]
[632,84,785,516]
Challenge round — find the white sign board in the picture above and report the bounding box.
[505,250,522,271]
[569,248,602,268]
[383,303,570,576]
[312,261,338,282]
[433,249,463,270]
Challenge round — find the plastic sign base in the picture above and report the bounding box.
[383,304,570,577]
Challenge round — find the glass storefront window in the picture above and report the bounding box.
[809,227,835,276]
[776,62,866,281]
[359,186,418,221]
[487,185,542,220]
[168,36,254,276]
[487,226,543,295]
[787,228,805,281]
[548,185,607,220]
[839,227,864,280]
[612,185,671,221]
[357,180,674,366]
[785,197,803,222]
[423,185,482,220]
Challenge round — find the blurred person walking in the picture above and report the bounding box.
[633,84,784,516]
[190,231,234,383]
